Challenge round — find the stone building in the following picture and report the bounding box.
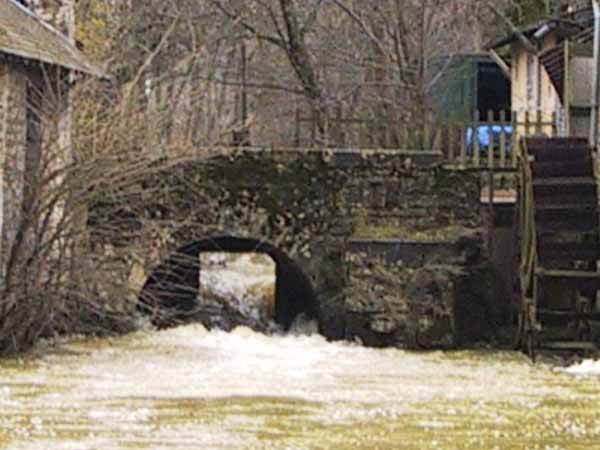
[0,0,100,280]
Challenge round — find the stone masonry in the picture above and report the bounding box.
[0,63,27,278]
[91,148,486,348]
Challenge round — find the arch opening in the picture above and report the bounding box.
[138,236,319,332]
[199,252,277,325]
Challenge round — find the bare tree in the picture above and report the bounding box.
[72,0,512,149]
[209,0,329,137]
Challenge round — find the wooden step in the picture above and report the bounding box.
[525,137,588,149]
[535,202,598,217]
[535,203,598,212]
[538,314,581,327]
[535,192,599,206]
[533,177,597,188]
[537,229,599,242]
[532,148,590,163]
[536,268,600,278]
[532,160,594,178]
[537,224,598,235]
[536,268,600,284]
[535,209,598,233]
[540,341,598,351]
[535,270,600,302]
[538,241,600,263]
[525,137,590,162]
[538,309,600,321]
[533,177,598,205]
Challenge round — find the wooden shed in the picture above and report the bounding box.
[428,54,511,123]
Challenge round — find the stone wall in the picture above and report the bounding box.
[0,63,27,280]
[345,236,493,348]
[339,164,494,348]
[0,59,72,286]
[91,147,486,348]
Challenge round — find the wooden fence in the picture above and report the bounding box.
[296,109,558,171]
[439,110,557,171]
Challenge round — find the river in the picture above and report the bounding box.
[0,324,599,450]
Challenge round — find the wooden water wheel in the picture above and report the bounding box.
[515,137,600,360]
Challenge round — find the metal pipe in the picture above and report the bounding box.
[589,0,600,149]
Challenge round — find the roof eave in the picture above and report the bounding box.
[4,0,107,79]
[485,28,538,50]
[485,19,584,51]
[0,49,107,79]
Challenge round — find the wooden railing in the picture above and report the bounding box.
[295,109,558,171]
[440,111,557,171]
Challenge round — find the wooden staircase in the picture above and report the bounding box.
[517,137,600,359]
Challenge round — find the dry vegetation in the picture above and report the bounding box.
[0,0,541,354]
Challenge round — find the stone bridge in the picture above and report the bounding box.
[90,147,488,348]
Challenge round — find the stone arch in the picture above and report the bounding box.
[138,235,319,330]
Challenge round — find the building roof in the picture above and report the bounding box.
[0,0,103,76]
[565,5,594,26]
[486,18,583,50]
[486,21,544,50]
[539,25,594,104]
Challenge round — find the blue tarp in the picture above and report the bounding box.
[466,125,513,150]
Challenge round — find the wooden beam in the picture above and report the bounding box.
[488,49,511,79]
[486,2,538,54]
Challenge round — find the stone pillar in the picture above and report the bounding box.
[0,63,28,281]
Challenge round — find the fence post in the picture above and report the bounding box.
[294,106,301,147]
[488,110,495,170]
[446,123,454,162]
[310,109,317,147]
[487,168,495,256]
[460,122,467,167]
[400,124,408,149]
[430,112,441,151]
[474,110,481,167]
[423,114,430,150]
[359,118,368,148]
[324,106,330,147]
[512,110,519,168]
[384,113,391,149]
[336,104,345,147]
[500,109,507,168]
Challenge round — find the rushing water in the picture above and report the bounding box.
[199,253,276,323]
[0,325,599,450]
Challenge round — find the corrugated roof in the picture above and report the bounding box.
[0,0,103,76]
[539,45,566,102]
[539,25,594,105]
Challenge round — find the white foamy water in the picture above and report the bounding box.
[563,359,600,376]
[199,253,276,322]
[0,325,599,450]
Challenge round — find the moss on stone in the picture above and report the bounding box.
[352,224,473,241]
[89,148,483,348]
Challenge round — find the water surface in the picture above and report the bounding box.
[0,325,598,449]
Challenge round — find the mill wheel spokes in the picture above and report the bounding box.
[515,137,600,360]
